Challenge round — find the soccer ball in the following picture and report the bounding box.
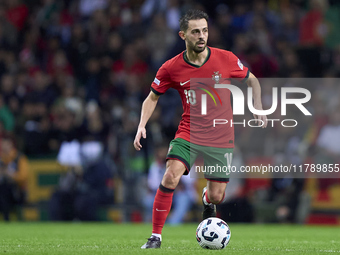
[196,217,231,250]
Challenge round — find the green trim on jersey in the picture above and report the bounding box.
[166,138,233,182]
[183,47,211,68]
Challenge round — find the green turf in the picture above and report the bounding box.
[0,223,339,254]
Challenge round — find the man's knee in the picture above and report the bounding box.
[161,160,186,189]
[162,171,181,189]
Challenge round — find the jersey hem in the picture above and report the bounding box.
[205,177,229,183]
[166,155,190,174]
[241,69,250,83]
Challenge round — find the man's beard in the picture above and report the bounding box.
[188,40,206,53]
[193,45,206,53]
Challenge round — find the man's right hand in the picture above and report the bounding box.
[134,127,146,150]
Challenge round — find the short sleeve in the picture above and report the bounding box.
[229,52,249,82]
[151,64,172,95]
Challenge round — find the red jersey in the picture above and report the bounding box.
[151,47,249,148]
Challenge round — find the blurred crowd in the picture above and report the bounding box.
[1,0,340,222]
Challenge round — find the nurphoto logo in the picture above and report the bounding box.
[201,84,312,128]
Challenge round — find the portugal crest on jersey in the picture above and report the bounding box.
[212,71,221,84]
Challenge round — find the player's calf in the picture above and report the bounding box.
[206,190,224,204]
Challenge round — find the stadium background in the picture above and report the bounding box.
[0,0,339,224]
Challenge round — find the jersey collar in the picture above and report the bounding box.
[183,47,211,68]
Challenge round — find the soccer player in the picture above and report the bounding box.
[134,9,267,249]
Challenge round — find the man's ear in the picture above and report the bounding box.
[178,31,185,40]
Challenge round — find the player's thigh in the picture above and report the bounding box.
[166,138,199,174]
[161,159,187,188]
[203,146,233,183]
[162,138,199,188]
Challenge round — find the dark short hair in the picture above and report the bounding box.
[179,9,209,32]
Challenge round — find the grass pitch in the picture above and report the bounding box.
[0,222,339,254]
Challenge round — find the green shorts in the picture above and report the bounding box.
[166,138,233,182]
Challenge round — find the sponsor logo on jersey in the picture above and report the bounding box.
[212,71,221,84]
[180,80,190,86]
[154,77,160,85]
[237,59,244,70]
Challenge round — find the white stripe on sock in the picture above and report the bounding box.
[152,233,162,241]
